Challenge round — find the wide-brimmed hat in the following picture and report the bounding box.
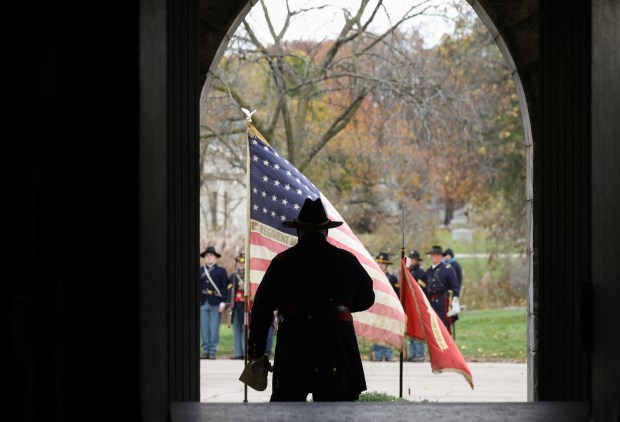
[375,252,392,265]
[443,248,455,257]
[200,246,221,258]
[282,198,343,229]
[239,355,272,391]
[426,245,444,255]
[235,253,246,263]
[409,250,423,261]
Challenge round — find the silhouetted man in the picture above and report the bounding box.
[246,198,375,401]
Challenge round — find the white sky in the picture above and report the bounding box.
[243,0,464,48]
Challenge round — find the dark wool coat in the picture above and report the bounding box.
[247,232,375,400]
[199,264,229,306]
[422,262,459,328]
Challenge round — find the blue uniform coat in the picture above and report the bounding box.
[422,262,459,329]
[200,264,229,306]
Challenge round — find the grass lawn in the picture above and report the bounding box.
[451,307,526,362]
[214,307,526,362]
[358,307,526,362]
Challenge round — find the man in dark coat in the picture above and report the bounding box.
[443,248,463,325]
[371,252,397,362]
[246,198,375,402]
[228,252,246,359]
[423,245,460,335]
[199,246,229,359]
[407,250,427,361]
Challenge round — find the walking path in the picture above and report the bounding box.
[201,359,527,403]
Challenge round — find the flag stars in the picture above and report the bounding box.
[252,155,259,162]
[263,176,269,182]
[261,191,267,197]
[272,195,277,202]
[271,211,276,217]
[286,170,292,176]
[284,184,291,191]
[274,179,281,186]
[281,215,286,221]
[252,188,258,194]
[253,204,258,210]
[296,178,301,183]
[294,204,300,210]
[296,189,303,195]
[282,199,288,205]
[263,146,269,151]
[252,139,258,145]
[263,159,269,166]
[274,163,280,170]
[262,207,268,214]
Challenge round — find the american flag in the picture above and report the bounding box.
[246,124,406,348]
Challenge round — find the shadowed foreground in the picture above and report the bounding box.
[171,402,589,421]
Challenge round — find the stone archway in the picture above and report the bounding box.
[198,0,539,399]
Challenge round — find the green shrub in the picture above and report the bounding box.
[358,391,430,403]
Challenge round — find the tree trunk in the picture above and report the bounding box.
[210,191,218,232]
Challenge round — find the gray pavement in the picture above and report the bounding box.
[200,359,527,403]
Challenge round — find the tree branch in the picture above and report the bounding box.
[298,89,368,172]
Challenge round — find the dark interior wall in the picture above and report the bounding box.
[140,0,171,420]
[5,2,142,421]
[591,1,620,420]
[536,0,591,401]
[5,0,619,420]
[165,0,201,406]
[6,0,202,419]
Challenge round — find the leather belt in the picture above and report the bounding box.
[282,303,352,322]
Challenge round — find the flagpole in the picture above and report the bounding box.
[399,205,405,398]
[243,122,251,403]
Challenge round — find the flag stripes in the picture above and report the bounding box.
[247,125,405,348]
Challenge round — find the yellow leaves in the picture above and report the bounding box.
[477,146,487,156]
[499,130,512,140]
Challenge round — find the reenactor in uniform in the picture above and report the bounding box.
[199,246,229,359]
[443,248,463,293]
[422,245,460,336]
[245,198,375,401]
[372,252,398,362]
[443,248,463,328]
[407,250,427,361]
[228,252,246,359]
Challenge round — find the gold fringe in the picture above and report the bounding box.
[432,367,475,390]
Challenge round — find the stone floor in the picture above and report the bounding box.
[172,402,590,422]
[173,360,590,421]
[200,359,527,403]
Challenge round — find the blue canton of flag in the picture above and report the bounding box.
[249,133,320,235]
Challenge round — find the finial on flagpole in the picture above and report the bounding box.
[241,107,257,122]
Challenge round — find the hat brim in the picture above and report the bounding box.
[426,250,443,255]
[200,251,222,258]
[282,218,343,229]
[375,259,392,265]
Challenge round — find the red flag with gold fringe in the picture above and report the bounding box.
[401,258,474,389]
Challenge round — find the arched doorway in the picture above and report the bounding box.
[198,0,536,400]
